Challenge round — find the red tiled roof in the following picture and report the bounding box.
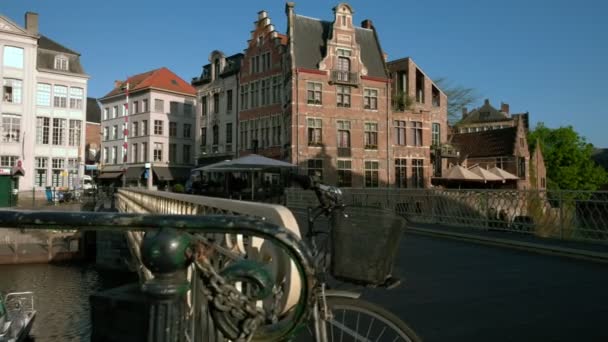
[102,67,196,98]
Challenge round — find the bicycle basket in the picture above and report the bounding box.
[330,206,405,285]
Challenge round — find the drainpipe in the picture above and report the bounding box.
[286,2,299,170]
[236,72,240,158]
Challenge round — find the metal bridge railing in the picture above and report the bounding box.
[286,188,608,243]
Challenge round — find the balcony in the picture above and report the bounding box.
[337,147,351,157]
[330,70,359,86]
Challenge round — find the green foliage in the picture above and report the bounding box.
[391,91,414,111]
[528,123,608,191]
[433,78,480,124]
[172,184,185,193]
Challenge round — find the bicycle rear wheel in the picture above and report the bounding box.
[294,296,421,342]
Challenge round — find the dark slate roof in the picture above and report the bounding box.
[86,98,101,123]
[192,53,243,85]
[451,127,517,158]
[460,100,509,124]
[37,35,86,75]
[592,148,608,170]
[292,15,386,78]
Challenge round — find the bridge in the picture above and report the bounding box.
[108,187,608,341]
[3,187,607,341]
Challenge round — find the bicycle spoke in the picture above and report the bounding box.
[374,326,387,342]
[340,309,345,342]
[366,317,375,340]
[327,318,372,342]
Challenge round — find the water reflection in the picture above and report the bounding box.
[0,263,134,341]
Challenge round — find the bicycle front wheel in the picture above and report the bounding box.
[295,296,422,342]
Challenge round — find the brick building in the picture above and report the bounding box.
[85,97,101,176]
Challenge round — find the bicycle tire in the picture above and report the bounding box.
[294,295,422,342]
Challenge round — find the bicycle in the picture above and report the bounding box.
[287,175,422,342]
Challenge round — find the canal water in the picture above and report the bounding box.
[0,263,135,341]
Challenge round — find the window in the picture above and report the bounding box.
[240,84,249,110]
[336,57,351,82]
[67,158,78,189]
[337,86,351,107]
[225,90,233,112]
[307,82,322,104]
[132,122,139,137]
[69,87,83,109]
[142,99,149,112]
[226,123,233,144]
[183,103,192,116]
[112,106,118,119]
[183,145,191,164]
[250,81,258,108]
[0,156,17,167]
[337,120,351,148]
[36,83,51,106]
[153,143,163,162]
[395,159,407,188]
[103,147,109,163]
[364,89,378,110]
[213,94,219,114]
[272,76,281,104]
[263,78,271,105]
[133,101,139,114]
[415,69,425,103]
[202,96,208,116]
[364,161,379,188]
[155,99,164,112]
[201,127,207,146]
[142,142,148,162]
[132,143,139,163]
[103,108,109,120]
[183,123,192,138]
[154,120,163,135]
[432,123,441,147]
[54,56,68,71]
[307,159,323,181]
[112,125,118,140]
[412,121,423,146]
[142,120,148,136]
[214,59,220,78]
[394,120,406,145]
[518,157,526,179]
[3,46,23,69]
[2,114,21,142]
[307,118,322,146]
[432,85,440,107]
[34,157,48,187]
[271,116,280,146]
[364,122,378,149]
[212,125,219,145]
[112,146,118,164]
[102,126,109,141]
[169,122,177,137]
[170,101,179,114]
[264,52,271,71]
[2,79,22,104]
[239,123,246,150]
[36,117,50,144]
[169,143,177,163]
[261,79,267,106]
[53,85,67,108]
[412,159,424,188]
[337,160,352,187]
[68,120,81,146]
[51,158,65,187]
[52,118,66,145]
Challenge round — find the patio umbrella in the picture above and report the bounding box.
[443,165,484,181]
[468,165,504,182]
[192,154,296,199]
[488,167,519,180]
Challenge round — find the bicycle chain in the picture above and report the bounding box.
[193,241,266,342]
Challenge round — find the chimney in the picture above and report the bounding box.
[285,2,295,16]
[500,102,510,115]
[114,80,123,89]
[25,12,38,35]
[462,107,468,119]
[382,52,388,62]
[361,19,373,29]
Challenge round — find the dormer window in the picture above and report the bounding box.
[213,59,220,80]
[54,56,68,71]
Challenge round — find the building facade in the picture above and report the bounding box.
[99,67,196,188]
[192,51,242,166]
[1,12,88,194]
[85,97,101,176]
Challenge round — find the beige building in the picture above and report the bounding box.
[99,67,196,188]
[0,12,88,195]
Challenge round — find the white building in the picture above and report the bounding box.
[192,51,242,166]
[0,12,88,195]
[99,67,196,189]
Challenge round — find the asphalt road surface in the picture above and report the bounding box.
[359,233,608,342]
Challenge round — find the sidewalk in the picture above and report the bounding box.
[407,222,608,263]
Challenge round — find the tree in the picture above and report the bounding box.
[528,123,608,191]
[434,78,480,124]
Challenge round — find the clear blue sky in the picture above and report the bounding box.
[3,0,607,146]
